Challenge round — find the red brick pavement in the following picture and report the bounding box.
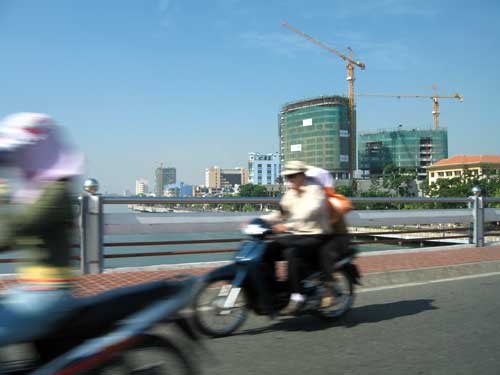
[1,245,499,296]
[358,246,500,273]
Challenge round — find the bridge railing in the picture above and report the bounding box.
[1,194,497,274]
[75,193,500,274]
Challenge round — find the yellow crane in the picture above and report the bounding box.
[282,22,365,178]
[357,85,463,129]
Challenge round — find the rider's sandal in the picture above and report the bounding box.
[280,300,303,315]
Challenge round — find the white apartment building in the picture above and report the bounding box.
[135,179,148,195]
[248,152,280,185]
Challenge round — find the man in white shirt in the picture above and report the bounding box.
[261,161,332,314]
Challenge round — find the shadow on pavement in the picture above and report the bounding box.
[343,299,438,327]
[232,299,437,336]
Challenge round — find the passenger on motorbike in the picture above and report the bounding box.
[260,160,332,314]
[0,113,83,345]
[306,166,353,307]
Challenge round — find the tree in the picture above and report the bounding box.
[428,177,473,198]
[382,164,417,197]
[420,176,430,197]
[427,172,500,208]
[358,190,394,210]
[368,177,382,194]
[335,185,352,197]
[238,184,269,197]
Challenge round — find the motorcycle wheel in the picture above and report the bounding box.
[193,278,249,338]
[87,334,196,375]
[316,269,354,321]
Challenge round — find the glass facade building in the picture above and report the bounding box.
[279,96,351,179]
[358,127,448,178]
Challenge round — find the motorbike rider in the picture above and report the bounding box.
[261,160,332,314]
[0,112,83,345]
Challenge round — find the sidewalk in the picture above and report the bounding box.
[1,244,500,296]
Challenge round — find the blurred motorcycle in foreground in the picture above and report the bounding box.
[0,275,204,375]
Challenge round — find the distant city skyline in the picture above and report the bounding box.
[1,1,498,193]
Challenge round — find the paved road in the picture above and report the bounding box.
[200,274,500,375]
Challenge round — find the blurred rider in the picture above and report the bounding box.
[0,113,83,345]
[306,166,352,307]
[261,160,332,314]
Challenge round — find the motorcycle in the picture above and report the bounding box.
[192,219,361,337]
[0,275,204,374]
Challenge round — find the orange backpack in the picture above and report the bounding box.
[323,186,352,223]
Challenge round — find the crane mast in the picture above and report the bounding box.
[282,22,365,178]
[346,47,356,178]
[432,84,439,130]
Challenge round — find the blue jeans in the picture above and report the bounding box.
[0,286,76,346]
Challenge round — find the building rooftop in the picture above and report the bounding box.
[359,126,447,135]
[430,155,500,168]
[280,95,348,112]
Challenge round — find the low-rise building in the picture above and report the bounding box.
[205,166,249,189]
[427,155,500,185]
[163,182,194,197]
[248,152,280,185]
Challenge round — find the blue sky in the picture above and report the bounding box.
[1,0,498,193]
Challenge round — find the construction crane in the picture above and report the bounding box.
[357,85,464,129]
[282,22,365,178]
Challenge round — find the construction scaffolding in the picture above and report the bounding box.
[358,127,448,178]
[279,96,351,179]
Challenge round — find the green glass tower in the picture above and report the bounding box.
[358,127,448,178]
[279,96,352,179]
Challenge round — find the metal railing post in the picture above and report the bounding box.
[80,179,104,274]
[78,194,88,273]
[471,186,485,247]
[468,198,474,244]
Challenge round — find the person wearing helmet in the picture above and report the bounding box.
[0,113,83,345]
[261,160,333,314]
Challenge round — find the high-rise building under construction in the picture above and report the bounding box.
[154,165,176,196]
[279,96,352,179]
[358,127,448,178]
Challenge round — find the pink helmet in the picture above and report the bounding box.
[0,112,83,181]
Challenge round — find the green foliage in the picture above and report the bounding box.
[427,172,500,208]
[420,176,430,197]
[242,203,259,212]
[355,190,395,210]
[335,185,352,197]
[368,177,382,193]
[428,177,472,198]
[239,184,269,197]
[382,164,418,197]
